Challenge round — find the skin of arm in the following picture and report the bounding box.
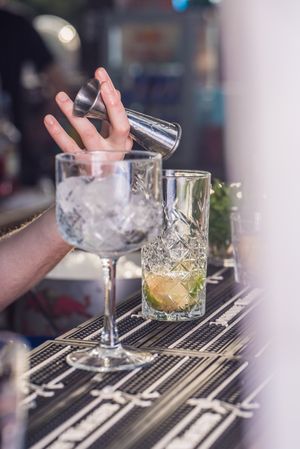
[0,67,132,310]
[0,207,71,310]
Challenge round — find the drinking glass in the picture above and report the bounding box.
[230,210,262,286]
[56,150,162,372]
[142,170,211,321]
[0,333,28,449]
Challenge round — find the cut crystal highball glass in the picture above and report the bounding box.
[142,170,211,321]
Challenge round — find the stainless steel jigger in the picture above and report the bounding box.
[73,78,181,159]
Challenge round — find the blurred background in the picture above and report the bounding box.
[0,0,227,340]
[0,0,228,336]
[0,0,225,200]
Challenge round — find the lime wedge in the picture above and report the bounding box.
[144,271,205,313]
[188,274,205,298]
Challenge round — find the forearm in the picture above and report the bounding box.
[0,207,72,310]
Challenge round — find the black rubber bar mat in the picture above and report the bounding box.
[24,267,270,449]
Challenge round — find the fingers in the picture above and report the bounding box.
[95,66,111,84]
[95,68,131,147]
[55,92,105,150]
[44,114,81,153]
[100,120,110,138]
[101,114,133,152]
[46,67,133,157]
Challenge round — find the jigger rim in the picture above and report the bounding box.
[73,78,101,117]
[167,123,182,158]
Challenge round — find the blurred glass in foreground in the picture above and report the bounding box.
[230,210,262,287]
[221,0,300,448]
[0,333,28,449]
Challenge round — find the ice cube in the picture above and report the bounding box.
[56,176,84,214]
[116,192,162,245]
[56,173,162,255]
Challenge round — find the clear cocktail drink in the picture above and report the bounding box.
[142,170,211,321]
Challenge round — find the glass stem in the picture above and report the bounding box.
[100,258,120,349]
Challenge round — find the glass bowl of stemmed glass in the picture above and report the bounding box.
[55,150,162,372]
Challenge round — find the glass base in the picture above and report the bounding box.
[66,345,157,373]
[142,309,205,322]
[142,300,205,322]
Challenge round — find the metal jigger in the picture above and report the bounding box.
[73,78,181,159]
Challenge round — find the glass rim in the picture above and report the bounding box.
[163,169,211,179]
[56,150,162,163]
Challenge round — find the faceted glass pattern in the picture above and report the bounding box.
[142,170,211,321]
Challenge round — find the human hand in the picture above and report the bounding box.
[44,67,133,154]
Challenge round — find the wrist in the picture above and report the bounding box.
[39,206,73,253]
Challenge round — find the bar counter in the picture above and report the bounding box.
[24,266,268,449]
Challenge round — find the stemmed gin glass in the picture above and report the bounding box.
[56,150,162,372]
